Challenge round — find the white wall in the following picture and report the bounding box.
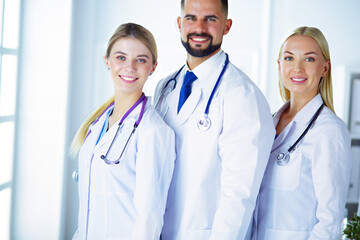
[11,0,72,239]
[11,0,360,239]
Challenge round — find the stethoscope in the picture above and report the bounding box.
[159,53,229,131]
[101,94,147,164]
[72,94,147,183]
[276,103,324,166]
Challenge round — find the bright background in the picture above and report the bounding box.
[1,0,359,239]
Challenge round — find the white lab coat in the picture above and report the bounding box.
[154,50,275,240]
[254,94,352,240]
[73,97,175,240]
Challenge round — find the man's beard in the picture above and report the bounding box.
[181,33,221,57]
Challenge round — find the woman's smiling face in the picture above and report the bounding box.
[278,35,330,101]
[105,37,156,95]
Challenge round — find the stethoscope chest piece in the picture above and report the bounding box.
[72,168,79,183]
[197,115,211,131]
[276,152,290,166]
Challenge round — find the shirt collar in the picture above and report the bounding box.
[184,50,226,94]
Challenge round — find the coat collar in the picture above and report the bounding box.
[273,93,323,126]
[167,50,227,126]
[86,96,150,151]
[272,94,323,151]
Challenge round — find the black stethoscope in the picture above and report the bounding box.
[72,94,147,183]
[159,53,229,131]
[276,103,324,166]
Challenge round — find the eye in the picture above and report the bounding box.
[185,16,196,21]
[305,57,315,62]
[116,55,125,61]
[206,17,216,22]
[137,58,147,63]
[284,56,293,61]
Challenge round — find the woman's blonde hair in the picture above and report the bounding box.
[278,26,335,113]
[70,23,157,156]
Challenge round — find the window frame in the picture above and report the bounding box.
[0,0,22,238]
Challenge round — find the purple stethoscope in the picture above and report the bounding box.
[101,94,147,165]
[72,94,147,182]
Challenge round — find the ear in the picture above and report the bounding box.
[223,19,232,35]
[104,55,110,69]
[151,62,158,75]
[177,16,182,33]
[277,59,281,72]
[321,60,330,77]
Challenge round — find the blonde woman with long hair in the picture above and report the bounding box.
[71,23,175,240]
[253,26,352,239]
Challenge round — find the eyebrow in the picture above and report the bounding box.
[137,54,150,59]
[114,51,150,59]
[184,14,196,18]
[205,15,219,19]
[304,51,318,55]
[283,50,318,55]
[184,14,219,19]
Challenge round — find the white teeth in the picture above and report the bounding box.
[121,76,136,81]
[292,78,306,82]
[192,37,207,41]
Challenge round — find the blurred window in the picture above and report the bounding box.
[0,0,21,239]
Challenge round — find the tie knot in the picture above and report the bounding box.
[183,71,197,87]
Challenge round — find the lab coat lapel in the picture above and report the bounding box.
[271,101,291,152]
[272,123,293,152]
[271,94,324,152]
[175,51,224,126]
[176,86,202,126]
[94,123,117,152]
[81,116,106,159]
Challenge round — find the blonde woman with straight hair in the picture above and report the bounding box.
[71,23,175,240]
[252,26,352,239]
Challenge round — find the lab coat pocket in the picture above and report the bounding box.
[263,228,309,240]
[266,150,302,191]
[186,229,212,239]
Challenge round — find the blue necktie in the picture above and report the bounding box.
[178,71,197,113]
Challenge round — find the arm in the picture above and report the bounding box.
[72,229,79,240]
[210,87,275,239]
[309,121,352,240]
[131,124,176,240]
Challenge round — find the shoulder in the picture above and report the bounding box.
[221,62,263,96]
[139,105,174,135]
[317,107,348,131]
[154,68,183,102]
[218,61,269,106]
[311,106,350,142]
[156,69,182,90]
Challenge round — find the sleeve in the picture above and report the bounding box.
[309,121,352,240]
[210,86,275,239]
[72,229,79,240]
[131,123,176,240]
[153,77,166,106]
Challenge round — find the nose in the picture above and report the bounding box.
[194,20,206,33]
[293,59,304,72]
[125,60,137,72]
